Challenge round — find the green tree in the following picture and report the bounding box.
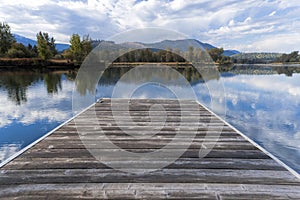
[277,51,299,63]
[36,31,56,60]
[27,44,38,57]
[62,49,72,60]
[0,22,15,55]
[7,43,29,58]
[165,47,173,62]
[188,46,194,61]
[49,37,57,56]
[173,48,184,62]
[6,42,38,58]
[70,33,82,62]
[69,33,92,63]
[208,48,224,63]
[81,35,92,59]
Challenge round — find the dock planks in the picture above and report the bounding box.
[0,99,299,199]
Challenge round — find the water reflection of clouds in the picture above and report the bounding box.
[98,82,194,100]
[0,80,74,128]
[227,74,300,98]
[0,144,21,162]
[205,73,300,172]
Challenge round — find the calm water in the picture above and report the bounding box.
[0,66,299,173]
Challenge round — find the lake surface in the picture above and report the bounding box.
[0,65,299,173]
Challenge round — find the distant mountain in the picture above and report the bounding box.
[13,34,70,52]
[223,50,240,56]
[94,39,239,55]
[145,39,239,56]
[142,39,215,51]
[13,34,36,46]
[55,43,70,52]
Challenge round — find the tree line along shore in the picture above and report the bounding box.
[0,22,92,69]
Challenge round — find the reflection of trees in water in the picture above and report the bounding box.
[65,71,77,81]
[75,53,105,96]
[225,65,300,76]
[75,71,96,96]
[1,66,298,105]
[0,71,76,105]
[274,66,300,77]
[76,47,219,95]
[75,67,101,96]
[7,85,27,105]
[98,66,215,87]
[43,74,62,94]
[75,64,211,96]
[96,65,300,88]
[0,72,42,105]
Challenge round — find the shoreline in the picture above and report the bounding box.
[0,58,79,71]
[1,59,300,71]
[233,63,300,67]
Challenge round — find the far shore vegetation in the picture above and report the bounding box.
[0,22,92,68]
[1,22,300,69]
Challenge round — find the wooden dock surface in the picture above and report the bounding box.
[0,99,300,199]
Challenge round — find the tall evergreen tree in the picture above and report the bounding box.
[70,33,82,62]
[69,33,92,63]
[188,46,194,61]
[0,22,15,55]
[49,37,57,56]
[81,35,92,59]
[36,31,56,60]
[208,47,224,62]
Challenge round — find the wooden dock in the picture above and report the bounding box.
[0,99,299,199]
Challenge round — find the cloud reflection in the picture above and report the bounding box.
[0,144,21,162]
[0,78,74,128]
[198,73,300,172]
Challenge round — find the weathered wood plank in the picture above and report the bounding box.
[31,141,258,151]
[5,158,285,171]
[0,169,299,185]
[1,183,300,199]
[16,149,270,159]
[53,129,236,135]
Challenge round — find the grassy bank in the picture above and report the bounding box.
[0,58,78,70]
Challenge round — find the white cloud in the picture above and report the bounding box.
[0,0,300,52]
[243,33,300,52]
[269,11,276,16]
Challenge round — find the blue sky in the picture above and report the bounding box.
[0,0,300,52]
